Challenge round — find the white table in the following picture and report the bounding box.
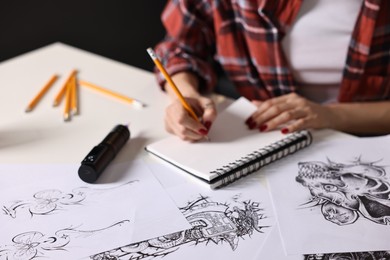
[0,43,185,164]
[0,42,352,166]
[1,43,364,260]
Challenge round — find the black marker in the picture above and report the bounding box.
[78,124,130,183]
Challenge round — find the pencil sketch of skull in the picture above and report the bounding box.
[296,157,390,225]
[304,251,390,260]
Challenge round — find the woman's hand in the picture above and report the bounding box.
[162,72,217,141]
[246,93,336,134]
[165,96,217,141]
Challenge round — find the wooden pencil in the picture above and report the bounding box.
[79,80,145,108]
[25,74,58,112]
[63,80,72,121]
[146,48,199,121]
[53,70,77,107]
[147,48,210,140]
[70,73,78,115]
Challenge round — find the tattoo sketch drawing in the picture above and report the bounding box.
[0,220,129,260]
[90,194,270,260]
[296,156,390,225]
[304,251,390,260]
[2,181,138,219]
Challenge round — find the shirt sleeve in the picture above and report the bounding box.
[153,0,217,93]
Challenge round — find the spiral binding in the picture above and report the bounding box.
[209,130,313,188]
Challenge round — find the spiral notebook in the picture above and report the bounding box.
[145,97,312,189]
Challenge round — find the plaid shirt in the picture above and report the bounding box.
[154,0,390,102]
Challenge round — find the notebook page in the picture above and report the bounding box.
[146,97,291,181]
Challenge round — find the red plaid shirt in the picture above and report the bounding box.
[154,0,390,102]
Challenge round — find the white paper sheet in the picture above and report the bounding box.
[145,97,301,184]
[254,228,390,260]
[89,163,275,260]
[266,138,390,255]
[0,161,190,259]
[255,227,302,260]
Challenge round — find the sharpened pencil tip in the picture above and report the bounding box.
[63,113,71,122]
[71,109,79,116]
[25,107,33,113]
[132,100,146,108]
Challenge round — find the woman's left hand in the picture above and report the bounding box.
[246,93,336,134]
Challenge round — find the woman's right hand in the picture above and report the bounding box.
[162,72,217,141]
[165,96,217,141]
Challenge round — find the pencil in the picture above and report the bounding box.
[79,80,145,108]
[147,48,210,141]
[25,74,58,112]
[70,73,78,115]
[53,70,77,107]
[64,79,72,121]
[146,48,199,121]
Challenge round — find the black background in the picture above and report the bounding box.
[0,0,167,71]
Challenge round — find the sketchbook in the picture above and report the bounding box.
[145,97,312,189]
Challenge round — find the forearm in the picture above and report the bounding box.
[327,101,390,135]
[164,72,201,100]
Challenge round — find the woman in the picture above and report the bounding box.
[153,0,390,141]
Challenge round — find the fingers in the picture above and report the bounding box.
[251,102,296,128]
[251,94,296,120]
[263,108,309,130]
[165,120,207,141]
[165,98,213,141]
[246,93,323,133]
[246,100,296,131]
[281,118,308,134]
[200,99,217,130]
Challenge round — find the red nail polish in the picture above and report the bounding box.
[259,124,267,132]
[248,121,257,130]
[245,117,253,125]
[204,121,212,130]
[198,129,208,135]
[281,128,289,134]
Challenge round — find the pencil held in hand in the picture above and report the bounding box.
[79,80,145,108]
[147,48,210,141]
[146,48,199,122]
[25,74,58,112]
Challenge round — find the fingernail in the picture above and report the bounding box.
[198,129,208,136]
[281,128,289,134]
[245,117,253,125]
[248,121,257,130]
[259,124,267,132]
[204,121,212,130]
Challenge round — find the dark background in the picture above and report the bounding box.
[0,0,167,71]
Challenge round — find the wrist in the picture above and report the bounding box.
[325,104,342,130]
[164,72,201,100]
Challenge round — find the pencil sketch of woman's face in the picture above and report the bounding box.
[296,158,390,225]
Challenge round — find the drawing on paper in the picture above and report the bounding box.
[2,181,138,218]
[304,251,390,260]
[0,220,129,260]
[296,156,390,225]
[90,194,270,259]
